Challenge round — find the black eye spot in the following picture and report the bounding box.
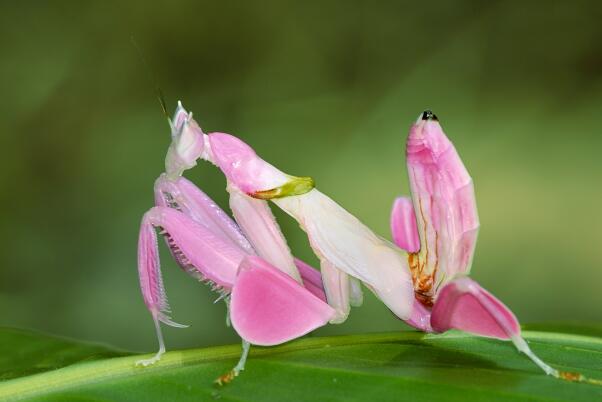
[421,110,438,121]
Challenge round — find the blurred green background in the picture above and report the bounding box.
[1,1,601,353]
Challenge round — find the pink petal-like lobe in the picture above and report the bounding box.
[230,256,335,345]
[138,215,166,313]
[320,259,351,324]
[431,277,520,339]
[430,277,560,376]
[208,133,290,195]
[404,299,433,332]
[390,196,420,253]
[294,258,327,302]
[143,207,244,291]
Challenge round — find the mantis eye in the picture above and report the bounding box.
[420,109,438,121]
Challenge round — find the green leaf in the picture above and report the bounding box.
[0,327,600,401]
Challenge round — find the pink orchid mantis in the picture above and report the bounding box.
[272,111,558,377]
[137,103,334,383]
[137,103,563,384]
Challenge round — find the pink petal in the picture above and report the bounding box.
[208,133,291,195]
[430,277,519,339]
[406,112,480,293]
[230,256,335,346]
[206,133,314,199]
[294,258,327,302]
[390,196,420,253]
[143,207,245,291]
[294,258,321,288]
[404,299,433,332]
[431,277,559,376]
[137,214,166,313]
[320,260,351,324]
[137,204,246,327]
[299,278,328,304]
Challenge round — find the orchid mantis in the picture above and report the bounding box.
[137,103,565,384]
[136,103,334,383]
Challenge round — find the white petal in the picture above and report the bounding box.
[228,184,302,283]
[348,276,364,307]
[274,189,415,320]
[320,260,350,324]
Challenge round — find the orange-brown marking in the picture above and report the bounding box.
[556,371,602,386]
[408,197,439,307]
[214,370,237,386]
[558,371,583,382]
[408,251,436,307]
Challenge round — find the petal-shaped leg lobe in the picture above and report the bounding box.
[320,260,351,324]
[431,277,559,376]
[294,258,327,302]
[388,198,432,331]
[348,276,364,307]
[404,299,433,332]
[230,256,335,346]
[138,216,168,315]
[143,207,245,291]
[207,133,290,195]
[298,256,359,315]
[390,197,420,253]
[431,277,519,338]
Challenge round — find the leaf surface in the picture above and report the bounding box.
[0,327,600,401]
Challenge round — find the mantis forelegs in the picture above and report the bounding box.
[136,174,335,378]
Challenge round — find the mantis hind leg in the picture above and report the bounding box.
[215,340,251,386]
[233,340,251,374]
[136,310,178,367]
[431,277,559,377]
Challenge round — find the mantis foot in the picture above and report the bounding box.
[135,312,167,367]
[214,370,238,386]
[136,350,164,367]
[214,340,250,386]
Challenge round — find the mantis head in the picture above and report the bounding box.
[165,101,207,178]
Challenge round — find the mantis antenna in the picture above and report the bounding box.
[130,35,169,122]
